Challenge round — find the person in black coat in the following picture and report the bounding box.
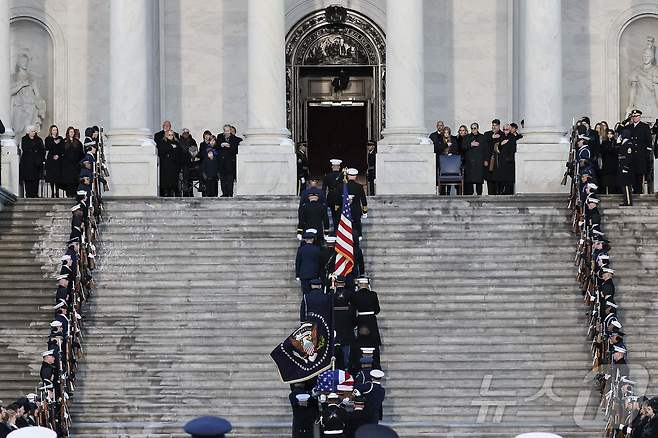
[627,110,654,193]
[201,147,219,198]
[492,124,519,195]
[179,128,198,197]
[366,141,376,195]
[436,128,459,195]
[600,129,620,194]
[483,119,503,195]
[0,118,5,134]
[295,232,322,294]
[289,389,318,438]
[343,169,368,239]
[297,192,330,238]
[300,279,331,322]
[324,159,343,230]
[157,129,184,197]
[154,120,178,145]
[333,285,356,369]
[428,120,445,151]
[296,142,310,195]
[216,124,240,197]
[461,123,486,195]
[60,126,85,197]
[44,124,64,197]
[19,126,45,198]
[617,130,636,206]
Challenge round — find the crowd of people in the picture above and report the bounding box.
[568,109,658,437]
[567,112,658,205]
[428,119,523,195]
[16,125,104,199]
[154,121,241,198]
[0,130,106,437]
[288,159,388,437]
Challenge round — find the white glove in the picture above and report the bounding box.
[361,213,367,219]
[296,234,302,241]
[296,277,300,282]
[301,177,305,183]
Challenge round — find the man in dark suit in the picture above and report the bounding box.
[216,124,241,197]
[154,120,178,145]
[429,120,445,152]
[627,109,654,193]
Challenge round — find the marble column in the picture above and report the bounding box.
[106,0,158,196]
[515,0,569,193]
[236,0,296,195]
[0,0,19,195]
[375,0,435,195]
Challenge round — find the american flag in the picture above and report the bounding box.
[334,181,354,277]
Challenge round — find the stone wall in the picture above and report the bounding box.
[8,0,656,140]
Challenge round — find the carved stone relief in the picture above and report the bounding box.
[10,19,53,136]
[620,17,658,121]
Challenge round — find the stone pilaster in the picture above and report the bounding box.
[375,0,435,195]
[0,0,19,195]
[236,0,296,195]
[515,0,569,193]
[105,0,158,196]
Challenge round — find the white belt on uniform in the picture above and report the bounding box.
[357,311,375,316]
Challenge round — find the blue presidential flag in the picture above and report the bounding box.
[270,309,334,383]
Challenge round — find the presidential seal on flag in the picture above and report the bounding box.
[270,310,334,383]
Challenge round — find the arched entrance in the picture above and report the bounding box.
[286,6,385,176]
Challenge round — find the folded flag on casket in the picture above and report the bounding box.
[270,310,334,383]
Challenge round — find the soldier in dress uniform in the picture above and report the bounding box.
[320,236,337,286]
[295,230,322,294]
[183,416,232,437]
[347,391,368,438]
[289,389,317,438]
[300,278,331,322]
[344,169,368,240]
[324,159,344,230]
[39,350,56,402]
[585,196,601,232]
[320,393,348,437]
[366,141,376,195]
[616,129,636,206]
[350,278,381,370]
[334,282,356,370]
[627,109,654,193]
[300,176,326,208]
[356,370,385,425]
[297,193,330,239]
[599,267,615,300]
[353,348,375,386]
[296,142,310,195]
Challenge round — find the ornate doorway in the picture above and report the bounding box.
[285,6,385,173]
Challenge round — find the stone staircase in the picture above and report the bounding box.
[11,196,653,436]
[0,199,74,403]
[599,196,658,401]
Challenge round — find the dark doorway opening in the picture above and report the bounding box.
[306,103,368,177]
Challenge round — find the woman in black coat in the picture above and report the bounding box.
[157,129,184,197]
[44,124,64,197]
[492,124,519,195]
[60,126,85,197]
[19,126,45,198]
[600,129,620,194]
[461,123,486,195]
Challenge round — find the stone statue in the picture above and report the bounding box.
[626,36,658,119]
[11,53,46,136]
